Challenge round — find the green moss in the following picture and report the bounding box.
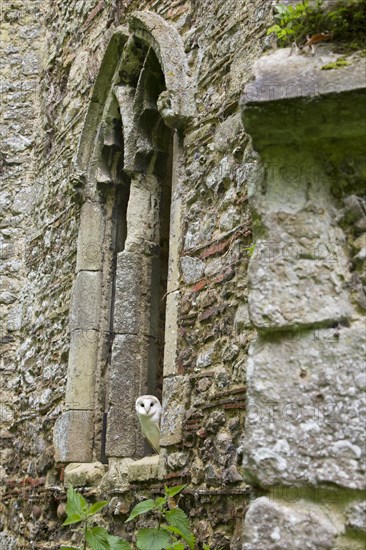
[321,57,351,70]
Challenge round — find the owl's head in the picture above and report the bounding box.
[135,395,162,418]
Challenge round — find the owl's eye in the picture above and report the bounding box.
[141,403,145,408]
[150,402,154,407]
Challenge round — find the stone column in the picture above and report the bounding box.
[54,201,104,462]
[106,174,161,458]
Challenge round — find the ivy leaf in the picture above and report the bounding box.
[164,485,186,498]
[85,526,110,550]
[106,534,133,550]
[136,528,171,550]
[165,508,195,550]
[62,513,83,526]
[125,499,156,522]
[89,501,108,516]
[65,485,89,519]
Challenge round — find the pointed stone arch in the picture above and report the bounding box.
[54,12,194,463]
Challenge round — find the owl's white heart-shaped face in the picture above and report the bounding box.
[135,395,162,420]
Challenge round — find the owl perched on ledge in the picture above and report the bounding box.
[135,395,162,454]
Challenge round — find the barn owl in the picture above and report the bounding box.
[135,395,162,454]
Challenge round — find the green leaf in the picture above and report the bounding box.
[167,544,185,550]
[267,24,281,35]
[136,528,171,550]
[85,526,110,550]
[62,513,83,526]
[89,501,108,516]
[106,534,133,550]
[155,497,167,508]
[165,508,195,550]
[65,485,89,519]
[164,485,186,498]
[125,499,156,522]
[60,547,81,550]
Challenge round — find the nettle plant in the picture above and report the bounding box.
[60,485,217,550]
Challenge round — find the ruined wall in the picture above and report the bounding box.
[1,0,365,549]
[1,1,271,548]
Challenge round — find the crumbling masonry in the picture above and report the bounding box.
[1,1,365,549]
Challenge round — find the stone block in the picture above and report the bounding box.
[65,329,98,410]
[163,290,179,376]
[106,334,157,458]
[124,175,160,251]
[127,455,159,481]
[69,271,101,331]
[53,410,93,463]
[248,233,353,329]
[113,251,158,338]
[247,168,353,330]
[243,497,343,550]
[64,462,107,487]
[160,375,189,446]
[167,196,182,293]
[76,202,104,272]
[243,321,366,489]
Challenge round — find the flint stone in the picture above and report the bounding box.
[69,271,101,331]
[180,256,205,284]
[12,187,35,214]
[76,202,104,271]
[160,375,189,445]
[244,321,366,489]
[64,462,106,487]
[0,533,17,550]
[243,497,343,550]
[234,304,251,331]
[53,410,93,463]
[346,501,366,533]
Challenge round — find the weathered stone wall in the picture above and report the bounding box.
[1,0,365,549]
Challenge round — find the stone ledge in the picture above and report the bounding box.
[241,48,366,148]
[64,462,107,487]
[127,455,160,482]
[243,48,366,103]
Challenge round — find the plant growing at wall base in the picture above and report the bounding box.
[61,484,219,550]
[60,485,130,550]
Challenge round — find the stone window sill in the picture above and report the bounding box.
[63,455,162,489]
